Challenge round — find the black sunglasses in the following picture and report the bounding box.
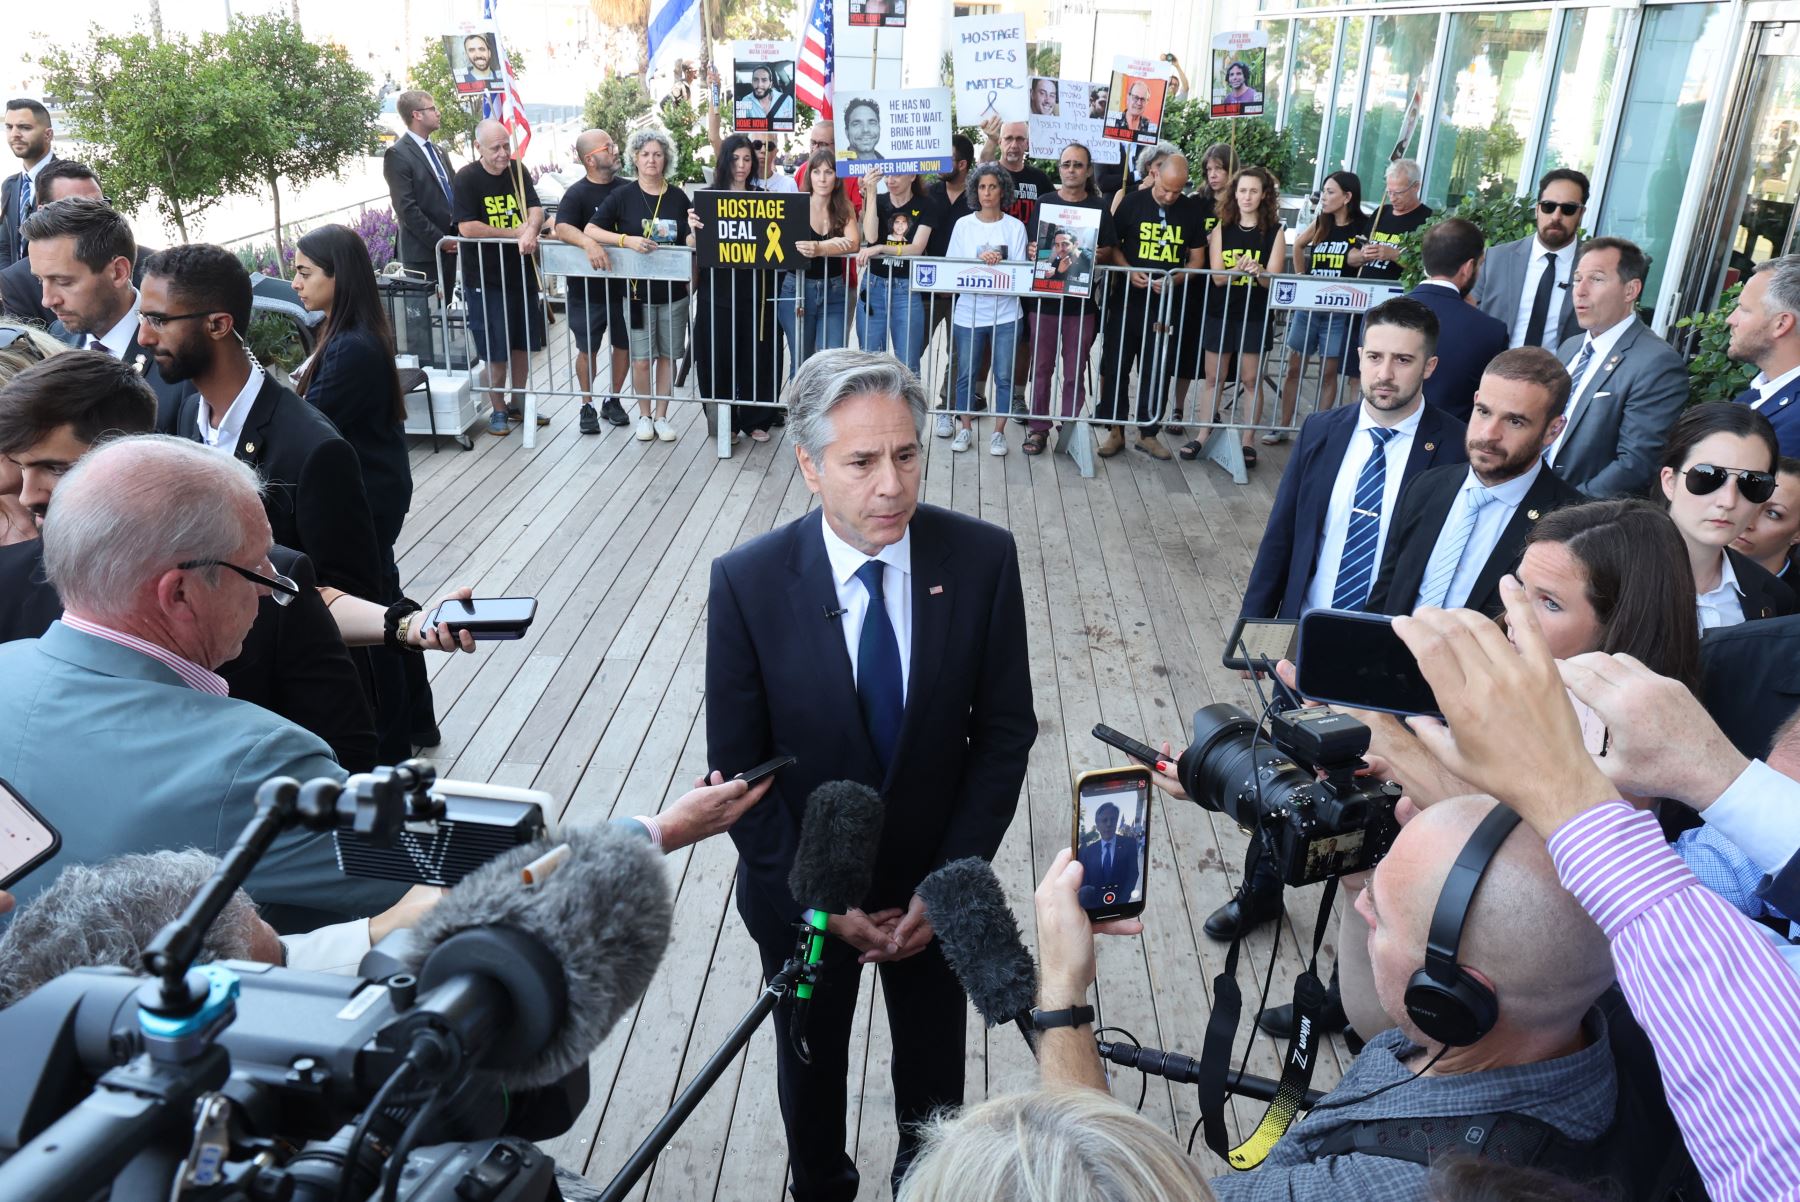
[1683,464,1777,504]
[1538,200,1582,217]
[177,559,302,605]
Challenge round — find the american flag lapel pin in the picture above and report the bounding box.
[929,585,944,596]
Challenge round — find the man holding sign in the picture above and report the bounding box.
[831,90,954,178]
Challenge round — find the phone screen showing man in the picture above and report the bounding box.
[1075,772,1151,918]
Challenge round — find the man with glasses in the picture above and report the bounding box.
[383,90,459,294]
[553,128,632,433]
[1548,235,1687,498]
[1473,169,1588,350]
[1349,158,1433,284]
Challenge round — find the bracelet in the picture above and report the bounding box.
[384,598,424,653]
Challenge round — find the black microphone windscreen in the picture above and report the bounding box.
[405,824,672,1090]
[917,858,1037,1028]
[787,781,884,914]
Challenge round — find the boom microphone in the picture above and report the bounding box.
[785,781,885,1061]
[399,823,673,1090]
[917,857,1039,1053]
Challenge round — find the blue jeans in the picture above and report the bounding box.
[953,319,1020,415]
[856,271,926,372]
[777,275,849,373]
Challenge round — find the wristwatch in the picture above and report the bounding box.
[1029,1004,1096,1031]
[384,598,424,653]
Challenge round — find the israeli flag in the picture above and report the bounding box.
[647,0,703,100]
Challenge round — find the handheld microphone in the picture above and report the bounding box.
[785,781,884,1062]
[916,858,1039,1054]
[397,823,673,1090]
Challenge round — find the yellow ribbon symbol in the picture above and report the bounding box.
[765,221,785,264]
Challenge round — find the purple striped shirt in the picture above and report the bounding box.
[1549,802,1800,1201]
[59,615,229,697]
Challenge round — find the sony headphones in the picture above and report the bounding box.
[1401,804,1522,1048]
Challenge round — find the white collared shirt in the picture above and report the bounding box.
[86,290,141,359]
[1753,362,1800,409]
[22,153,54,187]
[1415,278,1461,296]
[1436,459,1543,609]
[1706,759,1800,881]
[197,362,266,457]
[279,919,373,975]
[1549,314,1636,465]
[1511,237,1577,350]
[1697,550,1747,631]
[1304,403,1425,612]
[820,515,913,700]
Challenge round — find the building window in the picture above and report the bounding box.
[1536,6,1629,186]
[1352,13,1438,197]
[1283,16,1338,193]
[1424,10,1550,208]
[1325,16,1367,175]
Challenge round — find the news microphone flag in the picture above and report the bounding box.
[795,0,834,120]
[482,0,533,158]
[648,0,704,102]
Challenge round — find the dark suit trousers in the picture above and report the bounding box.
[756,925,966,1201]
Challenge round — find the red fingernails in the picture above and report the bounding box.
[1155,760,1171,774]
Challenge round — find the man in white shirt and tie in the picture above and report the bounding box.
[1727,255,1800,457]
[383,90,460,295]
[1472,169,1588,350]
[0,98,55,271]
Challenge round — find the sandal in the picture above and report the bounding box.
[1022,431,1047,455]
[1243,446,1259,468]
[1178,439,1206,461]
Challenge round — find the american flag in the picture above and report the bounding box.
[481,0,532,158]
[795,0,834,119]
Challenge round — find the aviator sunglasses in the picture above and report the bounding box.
[1682,463,1777,504]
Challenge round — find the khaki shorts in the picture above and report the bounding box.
[627,296,690,362]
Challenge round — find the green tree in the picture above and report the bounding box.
[406,37,528,154]
[1158,98,1304,185]
[1675,283,1758,406]
[223,15,379,265]
[583,74,656,152]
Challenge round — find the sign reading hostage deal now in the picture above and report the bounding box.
[694,189,814,270]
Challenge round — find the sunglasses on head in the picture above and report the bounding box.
[1538,200,1581,217]
[1683,463,1776,504]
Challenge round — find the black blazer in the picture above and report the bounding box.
[1700,614,1800,763]
[1368,463,1586,617]
[1407,282,1509,425]
[705,504,1037,950]
[1727,546,1797,623]
[48,317,191,434]
[300,327,413,547]
[0,165,46,271]
[1240,402,1469,620]
[177,374,384,599]
[0,539,378,772]
[383,136,457,268]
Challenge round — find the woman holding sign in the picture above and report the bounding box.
[856,164,939,374]
[690,134,780,442]
[945,163,1030,456]
[776,151,861,369]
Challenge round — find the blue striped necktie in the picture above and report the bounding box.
[1332,427,1399,611]
[1416,485,1498,610]
[855,559,904,769]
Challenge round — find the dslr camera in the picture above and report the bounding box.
[1175,702,1399,886]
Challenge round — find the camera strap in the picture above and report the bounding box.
[1198,842,1337,1170]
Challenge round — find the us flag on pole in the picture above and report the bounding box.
[481,0,533,158]
[795,0,834,119]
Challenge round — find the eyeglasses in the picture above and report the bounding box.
[1683,464,1777,504]
[139,311,217,332]
[177,559,302,605]
[1538,200,1582,217]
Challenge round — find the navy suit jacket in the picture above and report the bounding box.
[1240,403,1469,620]
[1077,835,1140,908]
[1408,282,1509,424]
[705,504,1037,950]
[1735,375,1800,459]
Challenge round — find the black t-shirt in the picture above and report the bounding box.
[592,181,694,303]
[1356,203,1433,283]
[872,190,945,277]
[1000,163,1057,230]
[555,176,627,303]
[924,180,967,259]
[1036,192,1119,315]
[452,162,543,288]
[1300,211,1369,278]
[1215,220,1283,322]
[1114,189,1204,272]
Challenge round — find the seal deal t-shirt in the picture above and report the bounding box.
[555,176,627,304]
[593,181,694,303]
[1215,220,1283,323]
[873,190,945,277]
[1114,188,1203,273]
[1303,212,1370,277]
[452,161,543,289]
[1356,203,1433,283]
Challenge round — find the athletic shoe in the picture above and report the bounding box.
[654,418,677,442]
[487,410,511,436]
[600,397,631,427]
[635,416,654,442]
[579,403,600,435]
[951,427,973,452]
[988,431,1007,457]
[935,413,955,439]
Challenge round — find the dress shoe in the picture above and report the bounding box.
[1203,887,1283,941]
[412,725,442,749]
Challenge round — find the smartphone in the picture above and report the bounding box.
[1071,765,1153,921]
[1091,723,1161,769]
[1222,617,1298,672]
[1570,693,1609,756]
[0,778,61,890]
[1294,609,1440,717]
[736,754,796,785]
[429,596,538,641]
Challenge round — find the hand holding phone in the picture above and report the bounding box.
[1071,766,1153,921]
[735,754,796,784]
[1295,609,1440,717]
[0,778,60,891]
[429,596,538,641]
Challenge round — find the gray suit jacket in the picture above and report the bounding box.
[1552,319,1689,498]
[0,623,407,931]
[1470,235,1579,349]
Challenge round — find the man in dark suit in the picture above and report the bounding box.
[0,159,105,324]
[1406,218,1509,424]
[143,243,383,600]
[1470,169,1587,351]
[24,197,188,432]
[706,349,1035,1200]
[382,90,459,293]
[1076,801,1141,909]
[0,98,54,271]
[1726,254,1800,456]
[1549,237,1688,498]
[1370,348,1586,617]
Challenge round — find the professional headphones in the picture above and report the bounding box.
[1401,804,1522,1048]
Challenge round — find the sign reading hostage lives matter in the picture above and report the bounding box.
[694,190,814,269]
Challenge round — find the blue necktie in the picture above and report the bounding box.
[1549,339,1596,465]
[1416,485,1497,610]
[425,142,453,206]
[1332,427,1399,611]
[855,559,904,769]
[17,172,32,258]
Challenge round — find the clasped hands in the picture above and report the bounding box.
[829,894,935,965]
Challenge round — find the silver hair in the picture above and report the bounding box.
[787,349,927,464]
[1151,140,1186,168]
[0,849,263,1009]
[1386,157,1422,187]
[1757,254,1800,323]
[966,162,1018,212]
[41,433,265,625]
[627,127,677,172]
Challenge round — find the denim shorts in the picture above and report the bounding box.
[1284,310,1353,361]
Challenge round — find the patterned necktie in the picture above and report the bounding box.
[1332,427,1399,611]
[1549,340,1596,465]
[17,172,32,258]
[1416,486,1498,610]
[854,559,904,769]
[425,142,453,206]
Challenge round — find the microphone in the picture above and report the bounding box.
[916,858,1039,1053]
[397,823,673,1091]
[785,781,885,1061]
[822,604,848,620]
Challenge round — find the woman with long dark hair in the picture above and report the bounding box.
[688,134,780,442]
[775,150,860,369]
[1270,170,1366,438]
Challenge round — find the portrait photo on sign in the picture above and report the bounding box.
[1102,63,1169,146]
[1029,76,1059,116]
[445,30,504,94]
[1030,79,1120,167]
[1210,30,1269,118]
[847,0,906,28]
[1032,204,1102,297]
[832,88,953,177]
[733,43,798,132]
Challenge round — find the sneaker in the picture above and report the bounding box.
[1096,426,1125,457]
[506,404,523,422]
[988,431,1007,457]
[950,427,973,453]
[487,410,511,436]
[600,397,631,427]
[1135,432,1173,461]
[635,416,654,442]
[654,418,677,442]
[579,403,601,435]
[935,413,955,439]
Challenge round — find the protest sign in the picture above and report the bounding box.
[1032,203,1103,298]
[833,88,954,177]
[1211,30,1268,118]
[847,0,906,27]
[951,13,1029,125]
[693,190,813,270]
[445,26,504,95]
[1102,57,1173,147]
[1028,79,1119,166]
[732,42,798,131]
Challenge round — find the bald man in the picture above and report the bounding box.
[452,119,546,435]
[553,128,632,431]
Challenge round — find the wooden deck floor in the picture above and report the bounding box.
[395,370,1351,1197]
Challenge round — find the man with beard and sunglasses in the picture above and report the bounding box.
[1369,347,1585,617]
[1473,169,1588,351]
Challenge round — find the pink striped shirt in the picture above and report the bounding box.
[59,615,229,697]
[1549,801,1800,1202]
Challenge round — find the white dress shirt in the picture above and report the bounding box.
[1697,551,1747,631]
[765,172,799,194]
[1434,459,1543,609]
[820,515,913,700]
[1303,404,1424,613]
[1707,759,1800,882]
[280,919,372,974]
[1752,362,1800,409]
[197,362,266,457]
[86,290,142,359]
[1510,238,1577,350]
[1549,314,1636,465]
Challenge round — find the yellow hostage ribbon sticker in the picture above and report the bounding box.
[765,221,785,264]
